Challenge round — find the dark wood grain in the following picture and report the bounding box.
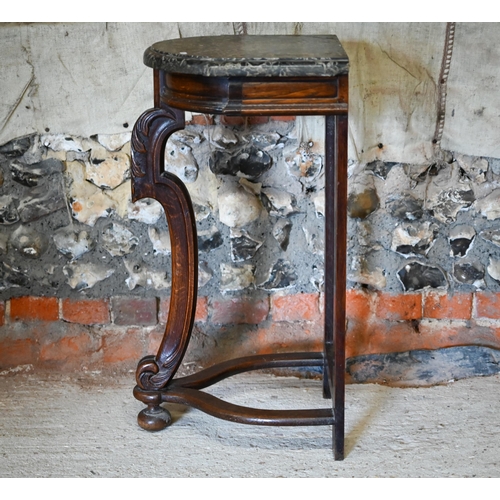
[131,35,349,460]
[324,114,348,460]
[163,73,348,115]
[131,96,198,393]
[162,387,334,426]
[169,351,325,390]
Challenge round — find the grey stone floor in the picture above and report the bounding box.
[0,369,499,478]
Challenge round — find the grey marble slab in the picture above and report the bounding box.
[144,35,349,77]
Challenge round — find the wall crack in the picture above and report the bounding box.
[0,74,34,135]
[377,43,419,80]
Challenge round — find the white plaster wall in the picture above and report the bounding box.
[442,23,500,158]
[0,23,187,141]
[1,22,498,164]
[251,23,445,165]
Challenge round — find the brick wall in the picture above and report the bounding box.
[2,290,500,376]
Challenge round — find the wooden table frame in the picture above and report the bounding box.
[130,36,348,460]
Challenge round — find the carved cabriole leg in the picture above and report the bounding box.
[131,103,198,431]
[324,114,348,460]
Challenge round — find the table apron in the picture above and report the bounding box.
[160,71,348,115]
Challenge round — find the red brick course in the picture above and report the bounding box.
[146,325,166,355]
[101,328,145,366]
[39,332,94,364]
[423,292,472,320]
[347,319,417,359]
[187,114,214,125]
[159,297,209,324]
[253,321,323,355]
[346,289,374,322]
[10,296,59,322]
[0,338,39,368]
[417,319,500,350]
[474,292,500,319]
[271,293,320,322]
[61,298,110,325]
[375,292,422,321]
[112,297,158,326]
[211,297,269,325]
[1,291,500,372]
[346,318,499,358]
[193,321,324,366]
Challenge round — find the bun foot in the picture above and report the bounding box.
[138,405,172,431]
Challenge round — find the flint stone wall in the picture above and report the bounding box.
[2,117,500,301]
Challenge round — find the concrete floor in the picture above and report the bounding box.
[0,368,499,478]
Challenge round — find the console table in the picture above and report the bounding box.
[130,35,349,460]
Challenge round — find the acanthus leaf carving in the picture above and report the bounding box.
[131,107,184,178]
[136,354,173,391]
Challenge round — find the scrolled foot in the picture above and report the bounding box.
[138,405,172,431]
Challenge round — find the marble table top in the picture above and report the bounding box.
[144,35,349,78]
